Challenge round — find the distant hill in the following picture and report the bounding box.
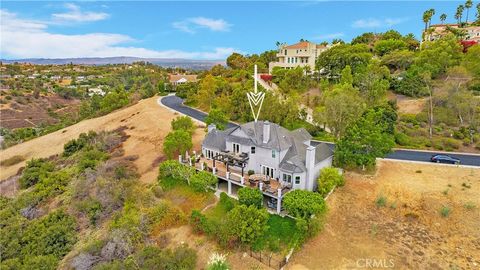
[0,57,224,70]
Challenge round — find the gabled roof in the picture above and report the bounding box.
[285,41,312,49]
[202,121,333,174]
[169,74,198,83]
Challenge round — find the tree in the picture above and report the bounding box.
[417,35,463,78]
[477,3,480,23]
[282,190,326,219]
[205,108,228,130]
[340,65,353,86]
[226,53,250,70]
[423,9,433,30]
[316,44,372,78]
[373,39,408,56]
[463,44,480,77]
[238,188,263,208]
[227,205,269,245]
[197,74,216,111]
[171,116,195,134]
[315,84,364,138]
[355,59,390,106]
[465,0,473,23]
[381,50,415,71]
[351,32,376,45]
[381,30,403,41]
[317,167,344,197]
[440,13,447,24]
[162,130,192,159]
[190,171,218,192]
[456,5,465,24]
[334,109,395,169]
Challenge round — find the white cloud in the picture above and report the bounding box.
[173,17,231,33]
[52,3,109,23]
[312,32,344,40]
[352,17,408,28]
[0,9,239,60]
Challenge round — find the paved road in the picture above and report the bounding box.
[160,95,480,167]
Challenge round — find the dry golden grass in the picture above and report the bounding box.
[288,160,480,269]
[0,96,205,184]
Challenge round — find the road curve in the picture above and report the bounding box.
[160,95,480,167]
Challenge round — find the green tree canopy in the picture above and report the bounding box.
[283,190,326,219]
[162,130,192,159]
[190,171,218,192]
[317,167,345,197]
[205,108,228,130]
[238,188,263,208]
[316,44,372,78]
[335,109,395,169]
[171,116,195,134]
[227,205,269,245]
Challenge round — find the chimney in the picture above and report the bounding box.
[263,121,270,144]
[305,145,316,191]
[208,124,216,133]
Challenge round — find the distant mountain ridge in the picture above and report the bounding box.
[0,57,225,70]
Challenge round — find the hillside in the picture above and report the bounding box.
[0,96,205,189]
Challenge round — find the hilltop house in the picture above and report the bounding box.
[168,74,198,90]
[423,24,480,42]
[202,121,333,192]
[268,41,330,74]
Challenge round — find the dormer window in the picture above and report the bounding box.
[251,146,256,154]
[272,150,276,158]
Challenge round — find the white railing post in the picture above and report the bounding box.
[228,181,232,195]
[240,176,244,185]
[200,162,204,171]
[259,182,264,191]
[178,155,182,163]
[213,167,217,175]
[277,188,282,214]
[226,171,230,180]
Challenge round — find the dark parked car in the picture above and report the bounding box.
[430,154,460,164]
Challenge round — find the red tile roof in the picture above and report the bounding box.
[285,41,311,49]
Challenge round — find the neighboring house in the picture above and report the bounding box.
[202,120,333,192]
[168,74,198,90]
[88,87,106,97]
[423,24,480,42]
[268,41,330,74]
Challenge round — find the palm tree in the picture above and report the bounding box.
[456,5,465,24]
[476,3,480,23]
[423,10,432,30]
[428,8,436,27]
[465,0,473,23]
[440,13,447,24]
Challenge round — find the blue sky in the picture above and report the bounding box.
[0,1,466,59]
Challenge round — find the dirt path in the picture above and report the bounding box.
[288,161,480,270]
[0,96,205,186]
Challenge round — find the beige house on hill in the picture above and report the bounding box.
[268,41,329,73]
[423,24,480,42]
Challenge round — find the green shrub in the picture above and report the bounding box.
[190,171,218,192]
[78,149,108,171]
[440,206,451,217]
[190,210,212,234]
[219,192,234,211]
[317,167,344,197]
[238,187,263,208]
[375,195,387,207]
[441,138,460,151]
[171,116,195,134]
[394,132,411,146]
[158,160,195,185]
[19,158,55,189]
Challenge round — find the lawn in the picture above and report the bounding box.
[254,214,300,253]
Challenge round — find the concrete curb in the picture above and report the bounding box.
[380,158,480,169]
[393,148,480,157]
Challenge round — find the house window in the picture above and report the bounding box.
[251,146,256,154]
[272,150,276,158]
[283,174,292,184]
[295,176,300,185]
[233,143,240,154]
